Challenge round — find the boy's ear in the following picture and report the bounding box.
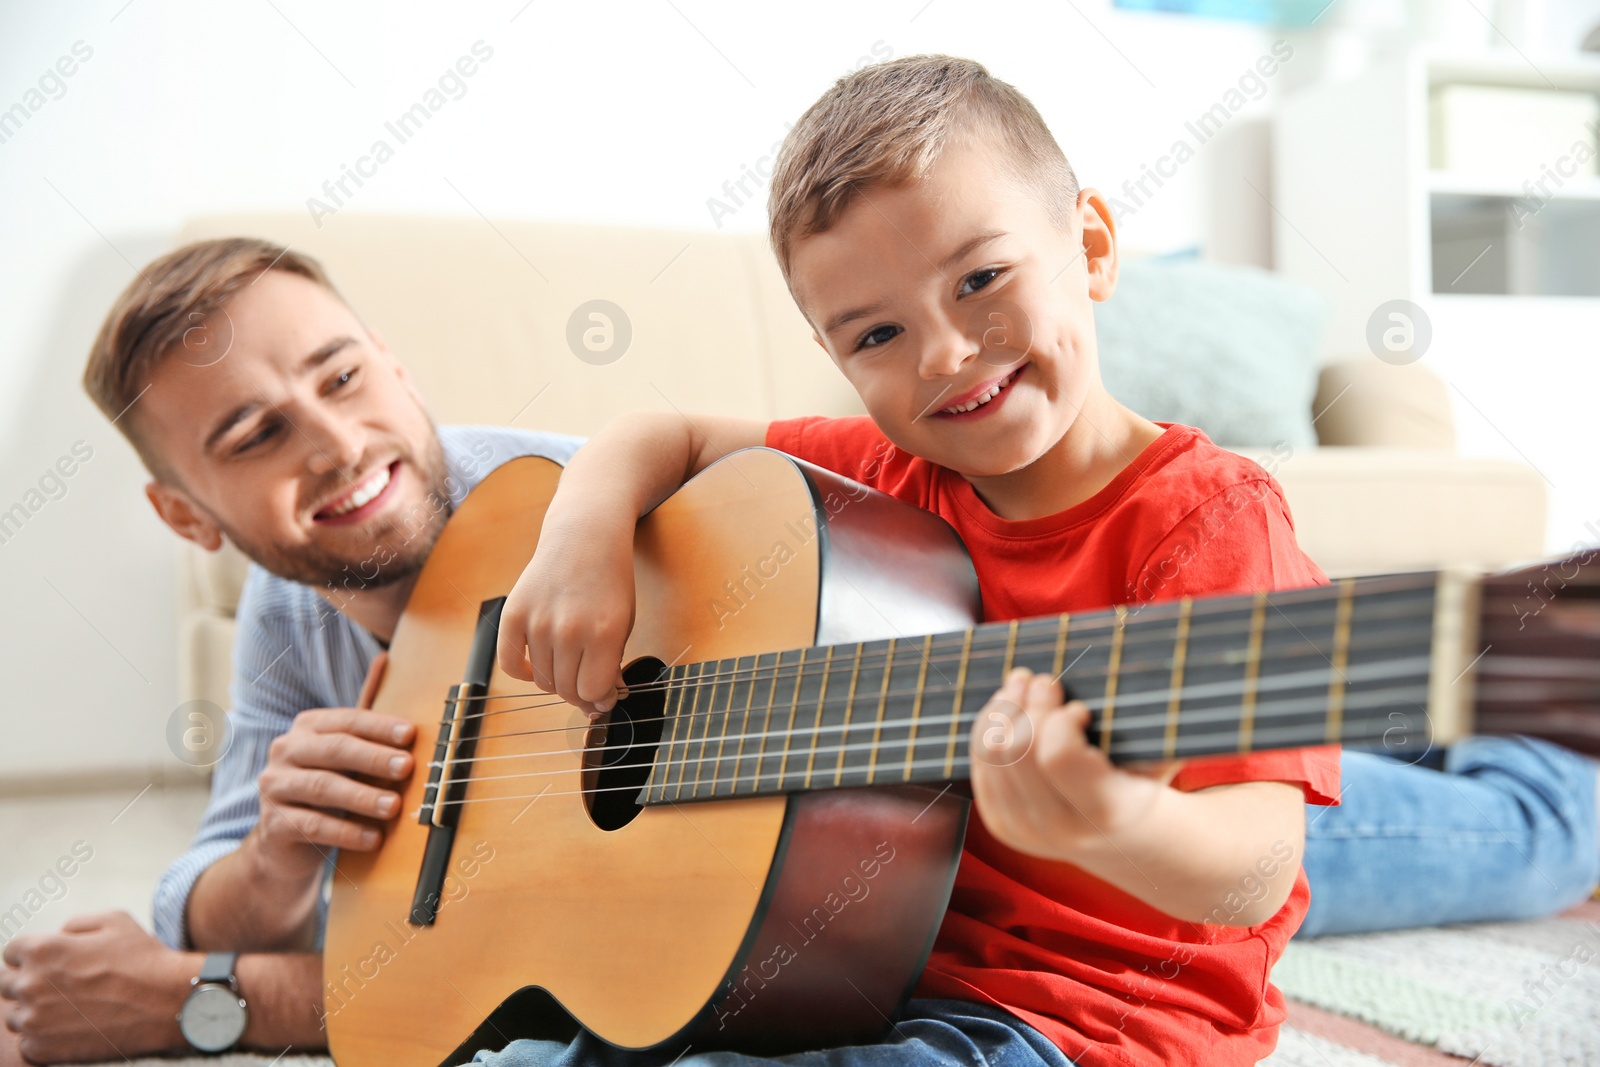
[1078,188,1119,302]
[145,481,224,552]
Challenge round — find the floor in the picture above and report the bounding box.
[0,782,211,940]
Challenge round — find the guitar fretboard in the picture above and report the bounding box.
[641,573,1447,804]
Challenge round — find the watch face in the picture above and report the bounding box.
[180,983,248,1052]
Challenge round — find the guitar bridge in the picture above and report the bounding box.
[408,597,504,926]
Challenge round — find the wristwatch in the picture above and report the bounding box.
[177,952,249,1052]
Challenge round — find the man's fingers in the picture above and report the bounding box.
[280,730,413,781]
[358,651,389,710]
[268,768,403,821]
[298,707,415,749]
[58,912,119,935]
[0,938,36,970]
[263,801,381,851]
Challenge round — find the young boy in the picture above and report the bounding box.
[497,55,1337,1066]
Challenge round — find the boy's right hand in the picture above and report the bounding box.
[495,411,767,717]
[498,516,637,717]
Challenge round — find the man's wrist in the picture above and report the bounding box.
[234,953,328,1051]
[186,833,325,952]
[242,825,328,887]
[162,951,208,1051]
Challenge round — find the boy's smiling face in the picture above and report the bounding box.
[789,133,1119,481]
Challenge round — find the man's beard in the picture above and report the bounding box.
[216,431,453,593]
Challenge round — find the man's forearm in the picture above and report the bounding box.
[149,950,327,1053]
[237,953,328,1051]
[186,830,324,952]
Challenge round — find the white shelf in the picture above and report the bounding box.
[1276,50,1600,323]
[1274,47,1600,557]
[1423,48,1600,93]
[1428,172,1600,200]
[1429,291,1600,308]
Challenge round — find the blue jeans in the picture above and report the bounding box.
[1299,736,1600,937]
[469,999,1074,1067]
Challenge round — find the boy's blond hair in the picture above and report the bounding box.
[767,54,1079,283]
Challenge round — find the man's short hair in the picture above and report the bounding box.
[83,238,342,479]
[767,54,1080,285]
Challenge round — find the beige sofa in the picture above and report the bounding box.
[173,213,1547,710]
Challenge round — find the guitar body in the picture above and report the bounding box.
[325,449,981,1066]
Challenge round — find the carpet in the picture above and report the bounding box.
[1264,900,1600,1067]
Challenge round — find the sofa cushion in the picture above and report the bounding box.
[1096,259,1330,449]
[1309,358,1455,450]
[1231,445,1546,576]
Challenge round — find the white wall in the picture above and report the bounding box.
[0,0,1416,780]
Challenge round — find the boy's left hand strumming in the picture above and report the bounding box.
[969,668,1167,858]
[968,667,1307,927]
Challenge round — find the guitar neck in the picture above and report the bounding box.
[643,570,1481,804]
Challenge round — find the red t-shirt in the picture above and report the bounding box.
[765,416,1341,1067]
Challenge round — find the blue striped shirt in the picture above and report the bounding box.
[152,424,582,949]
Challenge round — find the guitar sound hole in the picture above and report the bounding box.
[584,657,669,831]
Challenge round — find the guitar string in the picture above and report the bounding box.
[428,680,1435,784]
[424,719,1420,811]
[446,586,1442,710]
[433,595,1444,724]
[427,628,1441,754]
[442,652,1436,759]
[425,645,1593,785]
[425,662,1435,784]
[406,579,1549,799]
[412,568,1579,719]
[421,676,1593,778]
[446,630,1444,733]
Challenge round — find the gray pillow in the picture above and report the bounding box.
[1093,258,1330,449]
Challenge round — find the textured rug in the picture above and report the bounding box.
[1264,900,1600,1067]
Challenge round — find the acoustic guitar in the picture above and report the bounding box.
[324,449,1599,1066]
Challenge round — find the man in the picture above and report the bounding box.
[0,238,579,1063]
[1,234,1594,1064]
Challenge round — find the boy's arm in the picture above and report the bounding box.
[498,412,769,713]
[971,669,1306,927]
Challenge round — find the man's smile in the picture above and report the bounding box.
[936,364,1024,418]
[312,460,401,524]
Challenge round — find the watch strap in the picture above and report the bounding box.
[197,951,238,987]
